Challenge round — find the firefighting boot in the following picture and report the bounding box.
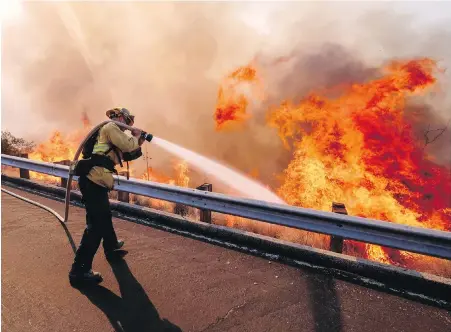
[69,269,103,287]
[105,240,127,260]
[106,250,128,261]
[115,239,125,250]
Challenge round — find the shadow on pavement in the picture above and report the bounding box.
[307,273,343,332]
[77,257,182,332]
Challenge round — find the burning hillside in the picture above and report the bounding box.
[214,57,451,268]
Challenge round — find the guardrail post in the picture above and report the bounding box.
[174,183,195,217]
[19,154,30,179]
[174,202,189,216]
[196,183,212,223]
[55,160,71,188]
[330,202,347,253]
[118,171,130,203]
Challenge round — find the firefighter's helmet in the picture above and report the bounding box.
[106,107,135,125]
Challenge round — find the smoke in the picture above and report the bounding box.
[2,1,451,190]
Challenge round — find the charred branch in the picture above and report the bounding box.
[423,119,450,149]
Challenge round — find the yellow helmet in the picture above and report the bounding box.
[106,107,135,125]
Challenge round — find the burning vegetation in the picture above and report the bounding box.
[214,57,451,271]
[26,112,92,184]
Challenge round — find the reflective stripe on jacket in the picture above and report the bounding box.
[92,142,111,155]
[87,122,139,189]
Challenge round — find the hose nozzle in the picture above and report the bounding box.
[141,131,153,142]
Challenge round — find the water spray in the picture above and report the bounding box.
[63,119,284,222]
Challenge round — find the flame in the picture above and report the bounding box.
[140,166,171,183]
[134,167,172,210]
[266,58,451,263]
[134,161,192,213]
[29,131,76,163]
[28,113,92,184]
[214,63,264,130]
[81,110,91,128]
[28,131,78,184]
[214,58,451,269]
[174,160,190,188]
[249,167,260,179]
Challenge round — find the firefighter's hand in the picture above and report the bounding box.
[131,129,142,138]
[138,136,145,146]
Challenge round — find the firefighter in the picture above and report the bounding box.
[69,108,145,285]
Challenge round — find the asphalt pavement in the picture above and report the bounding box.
[2,186,450,332]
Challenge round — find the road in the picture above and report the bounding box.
[2,186,451,332]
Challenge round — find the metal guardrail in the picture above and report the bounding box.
[2,153,451,260]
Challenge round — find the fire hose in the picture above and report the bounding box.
[1,120,152,225]
[1,187,65,223]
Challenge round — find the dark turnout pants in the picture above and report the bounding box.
[71,176,119,273]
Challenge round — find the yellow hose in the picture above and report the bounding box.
[2,187,65,222]
[1,187,78,253]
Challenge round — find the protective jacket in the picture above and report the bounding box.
[87,122,139,189]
